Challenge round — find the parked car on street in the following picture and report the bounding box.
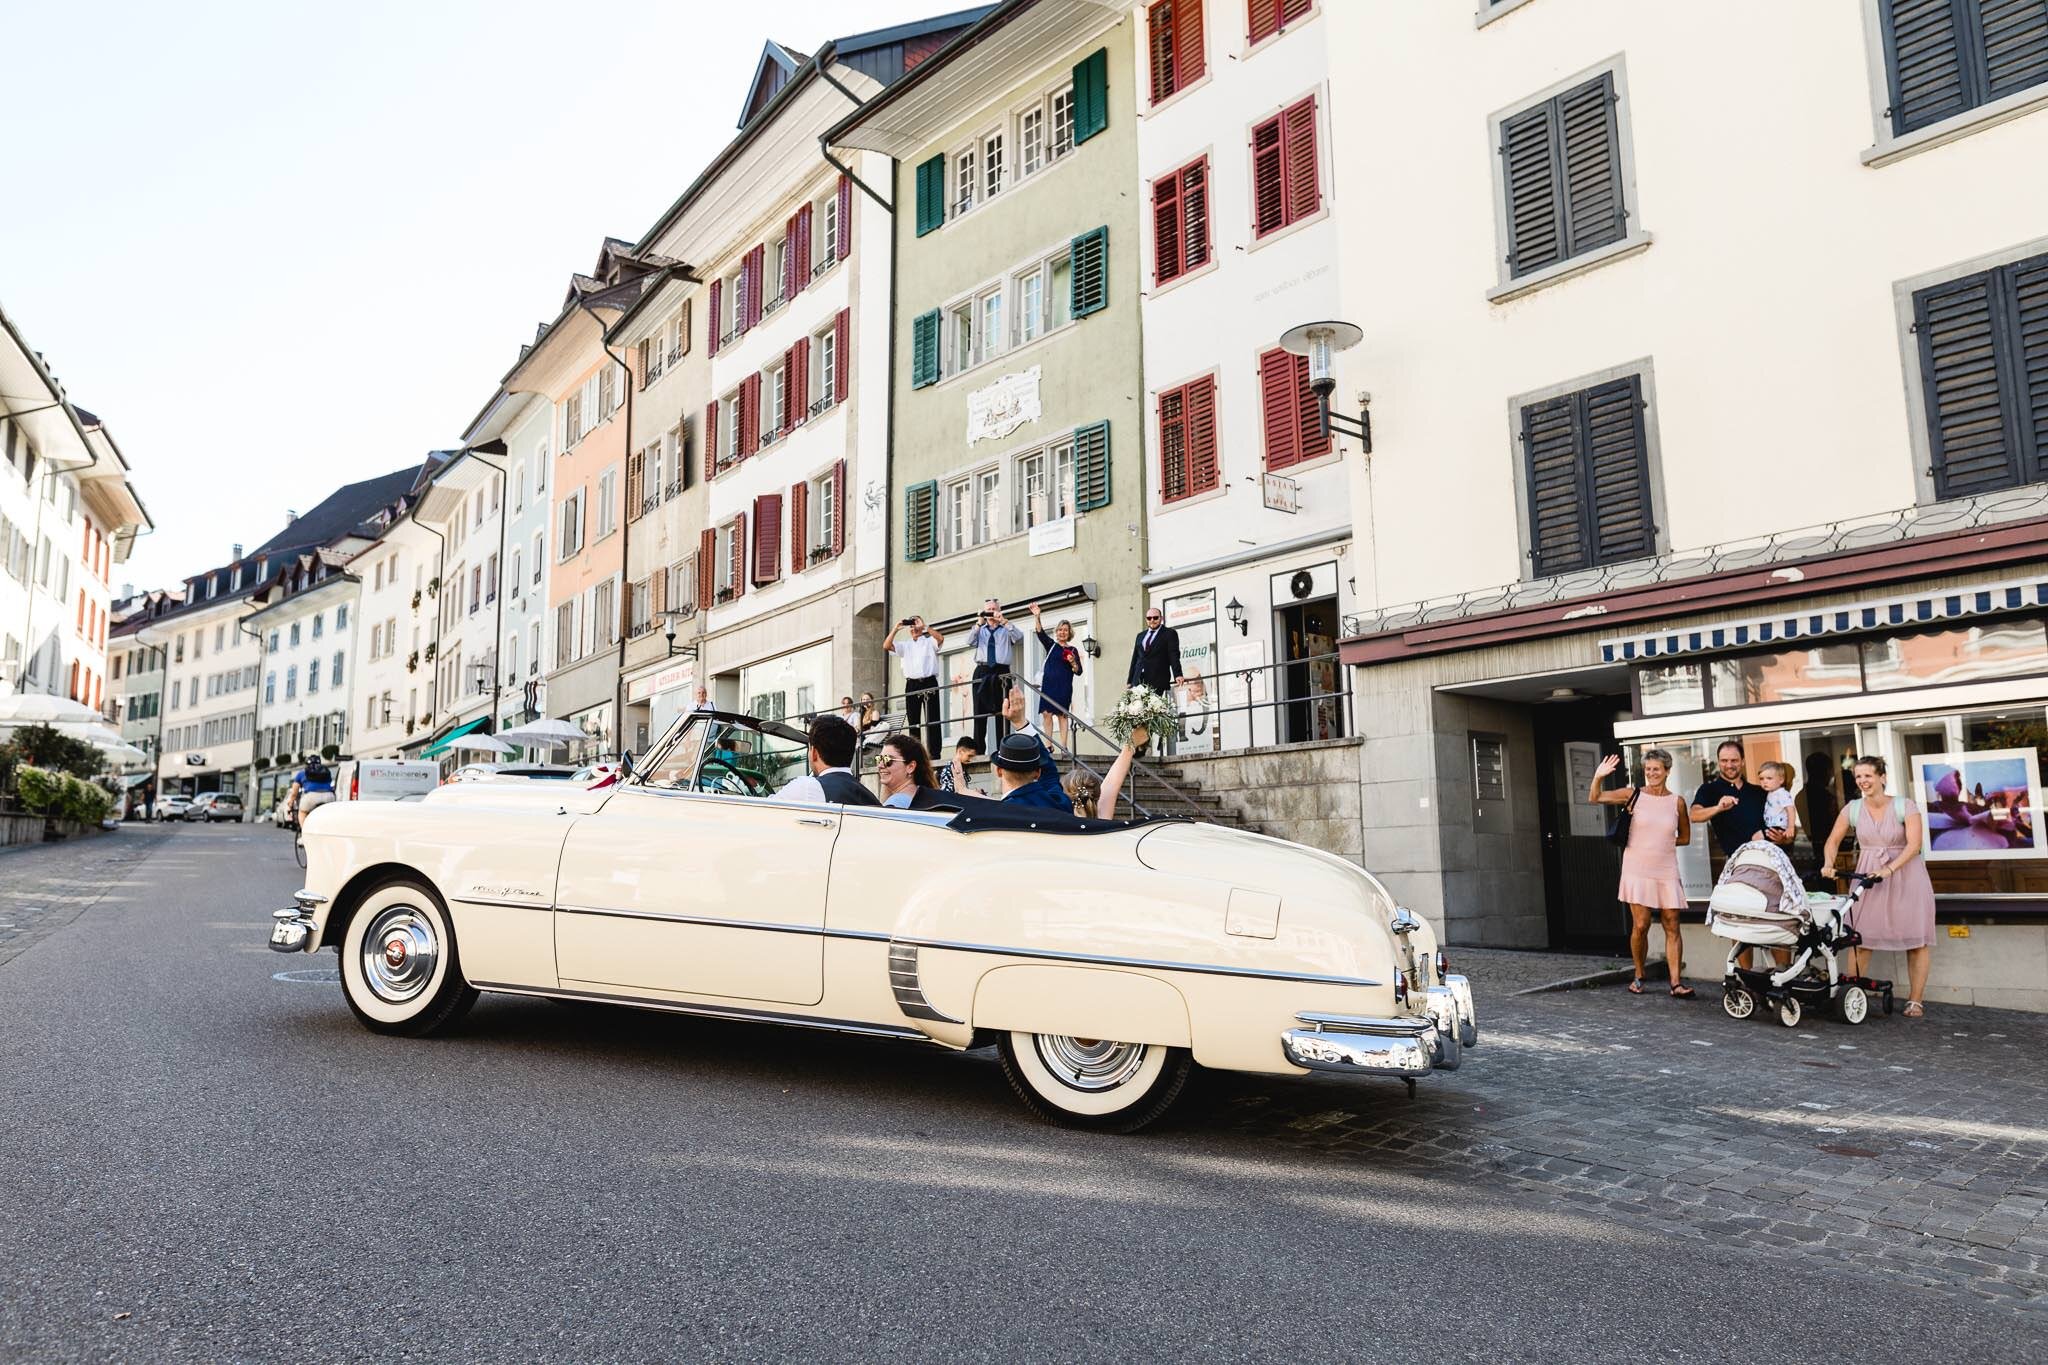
[190,792,244,823]
[156,795,194,822]
[270,710,1475,1132]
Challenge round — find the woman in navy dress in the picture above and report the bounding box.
[1028,602,1082,752]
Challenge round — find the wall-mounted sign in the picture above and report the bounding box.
[627,660,695,704]
[1027,516,1075,556]
[966,366,1042,445]
[861,479,885,534]
[1261,472,1300,514]
[1160,588,1214,629]
[184,753,206,767]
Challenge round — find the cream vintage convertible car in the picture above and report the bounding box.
[269,710,1476,1131]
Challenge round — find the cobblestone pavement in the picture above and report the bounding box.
[0,825,170,968]
[1197,950,2048,1317]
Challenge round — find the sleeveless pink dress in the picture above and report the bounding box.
[1618,790,1685,910]
[1851,797,1937,951]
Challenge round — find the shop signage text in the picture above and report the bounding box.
[1262,472,1300,514]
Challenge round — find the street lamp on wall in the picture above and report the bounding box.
[468,661,492,696]
[1225,597,1248,636]
[1080,633,1101,659]
[1279,320,1370,454]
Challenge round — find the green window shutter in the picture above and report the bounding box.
[1069,226,1109,318]
[904,480,939,561]
[1072,48,1109,144]
[910,309,941,389]
[1074,421,1111,511]
[914,154,947,237]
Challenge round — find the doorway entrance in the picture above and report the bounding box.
[1530,693,1633,951]
[1277,598,1345,745]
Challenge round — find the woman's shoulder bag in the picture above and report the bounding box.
[1605,787,1641,847]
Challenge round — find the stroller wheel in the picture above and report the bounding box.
[1776,996,1803,1028]
[1837,985,1869,1025]
[1721,985,1757,1020]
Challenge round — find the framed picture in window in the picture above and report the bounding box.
[1912,748,2042,861]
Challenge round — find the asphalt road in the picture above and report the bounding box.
[1,824,2041,1363]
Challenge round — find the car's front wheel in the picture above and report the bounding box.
[338,878,477,1037]
[996,1032,1192,1133]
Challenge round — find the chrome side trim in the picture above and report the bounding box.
[893,936,1382,989]
[469,979,930,1041]
[452,894,554,911]
[555,904,829,936]
[887,942,963,1024]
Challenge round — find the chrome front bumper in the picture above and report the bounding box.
[1280,979,1480,1079]
[266,892,326,954]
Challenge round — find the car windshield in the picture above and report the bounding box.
[636,715,810,798]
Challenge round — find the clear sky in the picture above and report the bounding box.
[0,0,965,592]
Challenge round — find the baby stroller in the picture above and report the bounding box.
[1707,842,1895,1028]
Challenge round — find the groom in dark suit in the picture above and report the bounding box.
[1126,606,1184,694]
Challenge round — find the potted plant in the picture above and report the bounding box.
[427,576,441,598]
[406,651,419,673]
[424,642,438,662]
[411,590,422,610]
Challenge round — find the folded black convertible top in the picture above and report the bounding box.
[908,787,1183,834]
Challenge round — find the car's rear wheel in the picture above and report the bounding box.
[996,1031,1192,1133]
[338,878,477,1037]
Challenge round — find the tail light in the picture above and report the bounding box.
[1393,968,1409,1006]
[1436,950,1448,983]
[350,771,359,800]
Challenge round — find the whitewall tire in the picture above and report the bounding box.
[996,1032,1192,1133]
[338,879,477,1037]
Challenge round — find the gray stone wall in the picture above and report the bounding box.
[1167,738,1364,864]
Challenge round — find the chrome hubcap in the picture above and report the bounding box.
[1033,1035,1149,1092]
[360,905,438,1004]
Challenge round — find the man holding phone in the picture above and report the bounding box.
[964,598,1023,752]
[884,613,946,756]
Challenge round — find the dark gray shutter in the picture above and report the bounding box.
[1915,271,2021,498]
[1582,377,1655,565]
[1521,375,1653,577]
[1883,0,1971,133]
[1558,73,1625,259]
[2013,254,2048,473]
[1070,226,1109,317]
[1074,420,1112,511]
[1982,0,2048,104]
[904,481,938,561]
[1521,395,1586,576]
[1500,102,1560,278]
[910,309,940,389]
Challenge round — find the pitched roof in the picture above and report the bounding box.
[250,460,433,558]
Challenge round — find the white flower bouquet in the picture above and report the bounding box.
[1103,684,1182,746]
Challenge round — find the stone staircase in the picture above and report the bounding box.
[953,751,1251,828]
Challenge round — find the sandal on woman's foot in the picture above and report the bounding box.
[1669,984,1697,999]
[1902,1000,1924,1018]
[1627,978,1646,995]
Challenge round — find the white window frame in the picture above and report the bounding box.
[953,143,978,215]
[810,327,838,414]
[559,490,585,560]
[808,469,836,560]
[596,467,618,539]
[819,191,841,267]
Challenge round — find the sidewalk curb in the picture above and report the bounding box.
[1514,960,1667,995]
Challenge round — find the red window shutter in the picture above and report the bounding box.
[833,309,850,403]
[1182,158,1210,270]
[1152,169,1183,286]
[1178,0,1206,88]
[1259,348,1302,470]
[705,401,720,479]
[790,336,810,424]
[1148,1,1174,103]
[708,278,722,356]
[731,513,748,598]
[698,528,716,608]
[1248,0,1277,42]
[1251,114,1284,236]
[794,205,813,289]
[679,297,692,356]
[783,213,800,300]
[1281,95,1319,224]
[789,479,808,575]
[830,459,848,558]
[1291,349,1330,462]
[1159,384,1189,502]
[836,175,852,258]
[750,244,767,325]
[740,374,760,455]
[1188,376,1219,493]
[753,493,783,585]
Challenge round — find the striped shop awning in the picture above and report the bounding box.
[1598,574,2048,664]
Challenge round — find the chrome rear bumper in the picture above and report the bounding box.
[1282,1009,1456,1078]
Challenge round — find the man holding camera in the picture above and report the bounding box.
[884,613,946,756]
[965,598,1023,752]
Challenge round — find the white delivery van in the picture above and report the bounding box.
[335,759,440,803]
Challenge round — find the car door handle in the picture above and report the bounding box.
[795,816,835,827]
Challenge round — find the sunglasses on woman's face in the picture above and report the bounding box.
[875,756,903,769]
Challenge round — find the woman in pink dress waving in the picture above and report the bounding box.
[1590,749,1695,998]
[1820,755,1937,1018]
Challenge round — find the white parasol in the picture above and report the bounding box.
[0,694,103,725]
[448,733,514,755]
[495,718,586,749]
